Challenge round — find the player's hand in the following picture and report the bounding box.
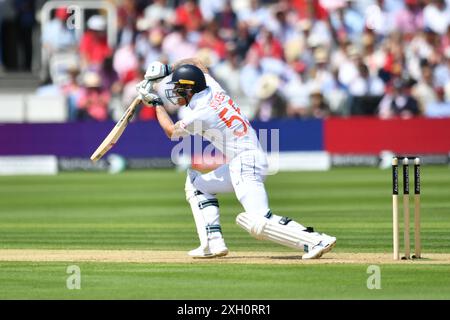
[144,61,172,81]
[136,80,163,106]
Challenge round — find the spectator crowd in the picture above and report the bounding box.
[37,0,450,121]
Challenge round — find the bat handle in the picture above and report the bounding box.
[138,96,163,107]
[132,96,142,107]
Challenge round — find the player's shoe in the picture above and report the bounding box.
[319,233,337,255]
[302,235,337,260]
[188,237,229,259]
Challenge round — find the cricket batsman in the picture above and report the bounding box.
[136,59,337,259]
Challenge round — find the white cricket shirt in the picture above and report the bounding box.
[179,74,262,161]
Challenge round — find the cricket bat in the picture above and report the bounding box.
[90,97,141,162]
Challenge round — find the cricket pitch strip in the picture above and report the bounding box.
[0,250,450,265]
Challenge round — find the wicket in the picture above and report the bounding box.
[392,157,421,260]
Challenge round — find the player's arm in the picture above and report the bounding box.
[154,105,188,139]
[136,77,189,139]
[170,58,209,74]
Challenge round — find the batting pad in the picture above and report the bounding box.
[236,212,322,251]
[185,169,222,249]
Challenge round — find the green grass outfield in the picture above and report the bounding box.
[0,167,449,299]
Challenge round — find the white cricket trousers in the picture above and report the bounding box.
[193,150,270,217]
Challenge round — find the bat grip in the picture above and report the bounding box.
[132,96,142,106]
[152,98,163,106]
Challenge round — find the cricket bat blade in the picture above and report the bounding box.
[90,97,141,162]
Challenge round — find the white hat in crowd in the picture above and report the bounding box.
[256,74,280,100]
[87,15,106,31]
[83,71,102,88]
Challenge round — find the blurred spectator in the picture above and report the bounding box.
[362,32,386,76]
[213,49,240,93]
[379,32,406,82]
[213,48,254,117]
[143,0,174,28]
[197,22,227,60]
[240,49,261,101]
[434,48,450,87]
[162,24,197,62]
[80,15,112,69]
[199,0,225,23]
[284,75,310,118]
[214,0,238,41]
[394,0,424,37]
[411,60,438,112]
[293,19,312,61]
[330,37,351,71]
[309,87,331,118]
[284,65,316,117]
[424,85,450,117]
[100,56,121,95]
[41,8,77,57]
[78,71,111,121]
[407,28,439,71]
[309,47,333,90]
[283,38,303,68]
[423,0,450,35]
[14,0,35,71]
[233,21,255,61]
[254,73,286,121]
[41,7,77,81]
[304,18,333,51]
[237,0,271,35]
[294,0,329,20]
[440,24,450,54]
[134,0,150,12]
[349,62,385,97]
[266,1,298,44]
[113,40,139,83]
[348,62,385,115]
[329,0,365,42]
[337,44,361,88]
[364,0,394,37]
[322,68,349,115]
[62,66,83,121]
[383,0,408,13]
[136,27,165,69]
[175,0,204,33]
[248,28,284,61]
[378,78,420,119]
[195,47,219,71]
[117,0,138,47]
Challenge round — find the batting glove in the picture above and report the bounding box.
[144,61,172,81]
[136,80,163,106]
